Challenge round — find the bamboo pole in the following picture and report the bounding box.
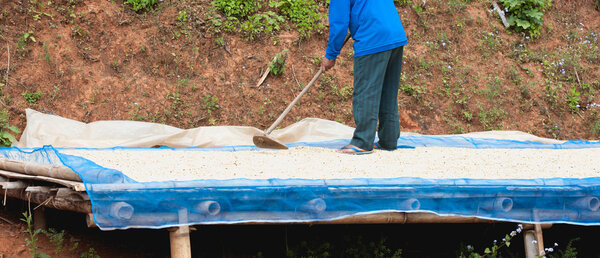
[4,188,92,213]
[0,158,82,182]
[0,169,85,191]
[523,230,538,258]
[169,225,191,258]
[169,209,191,258]
[33,207,47,230]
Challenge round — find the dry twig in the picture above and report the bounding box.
[5,43,9,87]
[0,215,16,225]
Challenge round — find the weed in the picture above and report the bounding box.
[394,0,412,6]
[43,228,66,253]
[269,0,325,39]
[478,105,505,130]
[543,119,561,139]
[286,235,402,258]
[498,0,552,37]
[80,247,100,258]
[201,94,220,115]
[0,109,20,147]
[125,0,157,12]
[42,41,51,64]
[458,224,523,258]
[17,30,36,51]
[544,80,561,109]
[22,90,43,103]
[566,87,581,112]
[548,237,579,258]
[590,111,600,138]
[241,11,285,40]
[21,211,50,258]
[269,49,289,76]
[214,0,261,19]
[399,79,425,101]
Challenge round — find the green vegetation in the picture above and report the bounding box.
[211,0,323,40]
[269,49,289,76]
[21,211,50,258]
[214,0,261,18]
[286,235,402,258]
[125,0,158,12]
[17,30,36,51]
[22,90,43,104]
[269,0,325,39]
[0,109,20,147]
[566,87,581,112]
[498,0,552,37]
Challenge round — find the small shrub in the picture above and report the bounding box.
[22,90,43,103]
[0,109,20,147]
[125,0,158,11]
[498,0,552,37]
[214,0,261,19]
[269,0,325,39]
[269,49,289,76]
[565,87,581,112]
[21,211,50,258]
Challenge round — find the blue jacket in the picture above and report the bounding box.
[325,0,408,60]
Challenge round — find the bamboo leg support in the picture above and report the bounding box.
[33,207,47,230]
[169,209,191,258]
[534,224,545,256]
[169,226,191,258]
[523,230,538,258]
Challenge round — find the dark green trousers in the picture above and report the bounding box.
[350,46,404,151]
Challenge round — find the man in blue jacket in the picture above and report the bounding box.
[322,0,408,154]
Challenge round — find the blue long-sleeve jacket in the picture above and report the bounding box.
[325,0,408,60]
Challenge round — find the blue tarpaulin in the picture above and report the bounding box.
[2,135,600,230]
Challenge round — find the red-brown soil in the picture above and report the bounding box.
[1,0,600,257]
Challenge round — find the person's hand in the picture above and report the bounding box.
[321,56,336,72]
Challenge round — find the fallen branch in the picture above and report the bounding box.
[255,57,275,88]
[0,215,15,225]
[493,1,510,28]
[5,43,9,87]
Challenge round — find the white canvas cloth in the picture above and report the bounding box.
[14,109,565,148]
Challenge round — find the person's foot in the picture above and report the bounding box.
[373,142,382,150]
[337,145,373,155]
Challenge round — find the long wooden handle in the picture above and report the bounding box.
[265,68,322,134]
[264,34,351,135]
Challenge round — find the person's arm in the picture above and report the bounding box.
[322,0,350,71]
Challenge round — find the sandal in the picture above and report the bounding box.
[373,142,383,150]
[337,145,373,155]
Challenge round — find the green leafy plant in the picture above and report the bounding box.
[458,224,523,258]
[241,11,285,40]
[498,0,552,37]
[566,87,581,112]
[269,0,325,39]
[269,49,289,76]
[43,228,66,253]
[125,0,158,11]
[0,109,20,147]
[394,0,412,6]
[17,30,36,51]
[214,0,261,19]
[547,238,578,258]
[22,90,43,103]
[21,211,51,258]
[80,247,100,258]
[201,94,220,115]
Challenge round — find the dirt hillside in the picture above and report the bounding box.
[0,0,599,142]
